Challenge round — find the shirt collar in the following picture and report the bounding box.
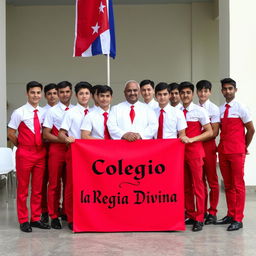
[199,99,210,108]
[58,101,70,111]
[125,100,140,107]
[26,102,39,111]
[225,99,235,107]
[97,107,110,114]
[181,102,195,111]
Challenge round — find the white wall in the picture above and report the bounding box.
[6,2,219,117]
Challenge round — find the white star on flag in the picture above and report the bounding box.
[99,2,106,13]
[91,22,100,34]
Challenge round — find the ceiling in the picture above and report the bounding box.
[6,0,213,6]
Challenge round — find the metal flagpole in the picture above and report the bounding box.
[107,53,110,87]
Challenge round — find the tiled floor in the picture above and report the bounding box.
[0,185,255,256]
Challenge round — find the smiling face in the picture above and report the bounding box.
[98,91,112,110]
[140,84,154,103]
[45,88,58,107]
[76,88,91,107]
[221,83,237,103]
[58,86,72,106]
[124,82,140,104]
[170,88,180,107]
[197,88,211,104]
[27,87,42,107]
[180,87,194,108]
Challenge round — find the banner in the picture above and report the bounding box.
[72,139,185,232]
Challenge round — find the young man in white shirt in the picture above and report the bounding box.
[91,85,102,111]
[41,83,59,224]
[81,85,112,140]
[216,78,255,231]
[179,81,213,232]
[196,80,220,225]
[8,81,50,232]
[43,81,73,229]
[154,82,186,139]
[58,81,92,230]
[43,83,59,111]
[139,79,158,110]
[169,82,182,109]
[108,80,158,141]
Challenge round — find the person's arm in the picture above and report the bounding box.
[178,129,186,138]
[43,127,60,143]
[58,129,75,144]
[181,123,213,144]
[7,128,18,146]
[211,122,219,139]
[81,130,101,140]
[244,121,255,150]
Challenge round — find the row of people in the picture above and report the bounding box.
[7,78,254,233]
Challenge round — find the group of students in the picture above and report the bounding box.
[7,78,255,233]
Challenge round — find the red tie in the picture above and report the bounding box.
[33,109,42,146]
[130,105,135,124]
[103,112,111,140]
[183,109,188,118]
[84,109,88,116]
[65,107,69,111]
[157,109,165,139]
[224,104,230,119]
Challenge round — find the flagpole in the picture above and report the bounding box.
[107,53,110,87]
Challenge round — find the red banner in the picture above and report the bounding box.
[72,139,185,232]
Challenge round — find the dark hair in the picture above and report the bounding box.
[155,82,171,94]
[44,83,57,94]
[169,82,179,91]
[221,78,236,88]
[26,81,43,93]
[97,85,113,96]
[92,85,103,95]
[179,81,194,92]
[139,79,155,89]
[56,81,72,90]
[75,81,92,95]
[196,80,212,91]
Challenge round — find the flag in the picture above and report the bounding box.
[74,0,116,58]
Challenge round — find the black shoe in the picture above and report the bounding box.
[205,214,217,225]
[20,222,32,233]
[30,220,51,229]
[227,221,243,231]
[192,221,204,232]
[60,214,67,221]
[51,218,62,229]
[68,222,73,231]
[185,218,195,225]
[41,212,49,224]
[215,216,233,225]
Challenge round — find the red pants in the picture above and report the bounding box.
[41,151,49,214]
[219,153,246,222]
[203,150,219,216]
[16,146,46,224]
[47,143,67,219]
[184,158,205,222]
[64,148,73,223]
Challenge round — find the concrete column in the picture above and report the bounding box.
[219,0,256,185]
[0,0,7,147]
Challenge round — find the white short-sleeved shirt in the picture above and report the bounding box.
[107,101,158,140]
[174,103,183,110]
[81,107,110,139]
[8,102,45,134]
[198,99,220,124]
[219,100,252,124]
[181,102,210,126]
[146,98,159,111]
[43,102,74,130]
[60,103,89,139]
[154,104,187,139]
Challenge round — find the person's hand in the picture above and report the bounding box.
[122,132,138,142]
[65,136,75,144]
[180,136,194,144]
